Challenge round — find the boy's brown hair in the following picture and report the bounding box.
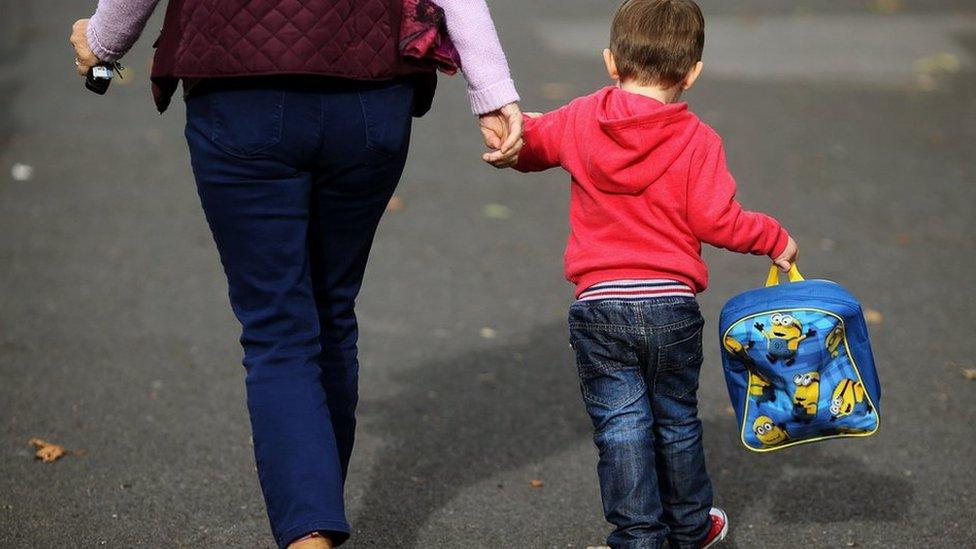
[610,0,705,87]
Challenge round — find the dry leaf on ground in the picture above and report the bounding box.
[28,438,67,463]
[541,82,573,101]
[870,0,902,13]
[864,308,883,325]
[386,196,405,212]
[914,53,960,75]
[529,479,544,488]
[962,369,976,380]
[479,327,497,339]
[482,203,512,220]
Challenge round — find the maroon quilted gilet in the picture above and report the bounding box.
[150,0,422,112]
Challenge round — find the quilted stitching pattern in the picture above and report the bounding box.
[174,0,398,78]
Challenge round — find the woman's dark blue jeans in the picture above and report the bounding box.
[184,77,415,548]
[569,297,714,549]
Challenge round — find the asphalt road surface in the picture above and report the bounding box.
[2,1,975,547]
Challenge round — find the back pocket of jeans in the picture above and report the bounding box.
[572,337,644,409]
[654,320,703,399]
[209,89,284,157]
[358,82,415,159]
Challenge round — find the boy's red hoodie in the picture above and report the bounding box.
[515,86,789,296]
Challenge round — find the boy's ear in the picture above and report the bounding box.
[682,61,704,90]
[603,48,619,81]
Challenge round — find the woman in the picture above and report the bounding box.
[69,1,523,547]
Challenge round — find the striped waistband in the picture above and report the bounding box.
[576,279,695,302]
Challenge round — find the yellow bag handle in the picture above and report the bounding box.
[765,264,805,287]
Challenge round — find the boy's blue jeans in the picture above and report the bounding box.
[569,297,714,549]
[184,77,415,548]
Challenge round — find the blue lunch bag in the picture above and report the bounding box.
[719,265,881,452]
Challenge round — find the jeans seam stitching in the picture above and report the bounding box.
[568,322,642,333]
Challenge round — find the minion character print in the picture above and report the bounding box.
[791,371,820,421]
[754,312,817,366]
[752,415,790,447]
[829,378,873,420]
[824,324,846,359]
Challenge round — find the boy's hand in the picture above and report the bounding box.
[479,102,523,169]
[773,236,798,272]
[480,111,542,169]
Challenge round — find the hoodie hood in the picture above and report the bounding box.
[589,87,700,194]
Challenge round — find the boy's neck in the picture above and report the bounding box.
[618,80,683,104]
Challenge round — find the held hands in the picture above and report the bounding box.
[773,236,798,272]
[70,19,100,77]
[479,102,524,168]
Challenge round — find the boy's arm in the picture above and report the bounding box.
[513,103,575,172]
[687,139,790,259]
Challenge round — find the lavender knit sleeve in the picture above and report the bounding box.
[87,0,519,113]
[431,0,520,114]
[86,0,161,62]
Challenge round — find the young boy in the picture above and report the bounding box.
[506,1,797,547]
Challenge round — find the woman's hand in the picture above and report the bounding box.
[70,19,101,76]
[479,102,523,169]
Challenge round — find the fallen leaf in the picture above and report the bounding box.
[386,196,405,212]
[541,82,573,101]
[28,438,67,463]
[723,405,736,417]
[11,163,33,181]
[864,308,883,325]
[869,0,902,13]
[480,327,497,339]
[846,541,858,547]
[482,203,512,220]
[914,53,960,75]
[529,479,544,488]
[962,369,976,380]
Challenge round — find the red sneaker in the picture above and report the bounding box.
[701,507,729,548]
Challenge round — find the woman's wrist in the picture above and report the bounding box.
[85,17,121,63]
[82,0,161,63]
[468,78,520,115]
